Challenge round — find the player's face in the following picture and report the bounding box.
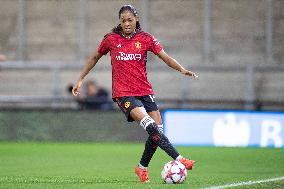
[119,11,137,36]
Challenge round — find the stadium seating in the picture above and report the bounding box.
[0,0,283,109]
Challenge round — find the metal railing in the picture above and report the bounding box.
[1,61,283,110]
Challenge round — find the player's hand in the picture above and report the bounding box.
[181,69,198,79]
[72,81,82,96]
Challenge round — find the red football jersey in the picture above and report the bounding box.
[98,31,163,98]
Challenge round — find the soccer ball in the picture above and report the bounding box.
[161,160,187,184]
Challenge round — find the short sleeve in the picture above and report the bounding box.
[148,36,163,55]
[98,36,110,55]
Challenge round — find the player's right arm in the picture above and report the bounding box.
[72,51,103,96]
[73,33,111,97]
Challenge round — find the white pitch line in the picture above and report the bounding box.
[204,176,284,189]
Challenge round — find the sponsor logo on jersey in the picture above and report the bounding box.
[116,52,142,61]
[135,41,142,49]
[125,101,131,108]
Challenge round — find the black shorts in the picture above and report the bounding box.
[114,95,158,122]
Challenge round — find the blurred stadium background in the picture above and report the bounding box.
[1,1,284,188]
[0,0,284,141]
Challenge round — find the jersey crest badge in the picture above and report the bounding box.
[135,42,142,49]
[125,102,131,108]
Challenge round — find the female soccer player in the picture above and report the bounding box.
[72,5,198,183]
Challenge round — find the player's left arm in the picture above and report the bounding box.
[157,50,198,78]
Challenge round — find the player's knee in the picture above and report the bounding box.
[140,115,155,130]
[139,115,162,143]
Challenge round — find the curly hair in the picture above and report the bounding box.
[112,5,141,34]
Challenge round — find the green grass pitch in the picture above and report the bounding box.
[0,143,283,189]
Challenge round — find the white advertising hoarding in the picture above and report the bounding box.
[163,110,284,148]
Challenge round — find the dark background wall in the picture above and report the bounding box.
[0,110,147,142]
